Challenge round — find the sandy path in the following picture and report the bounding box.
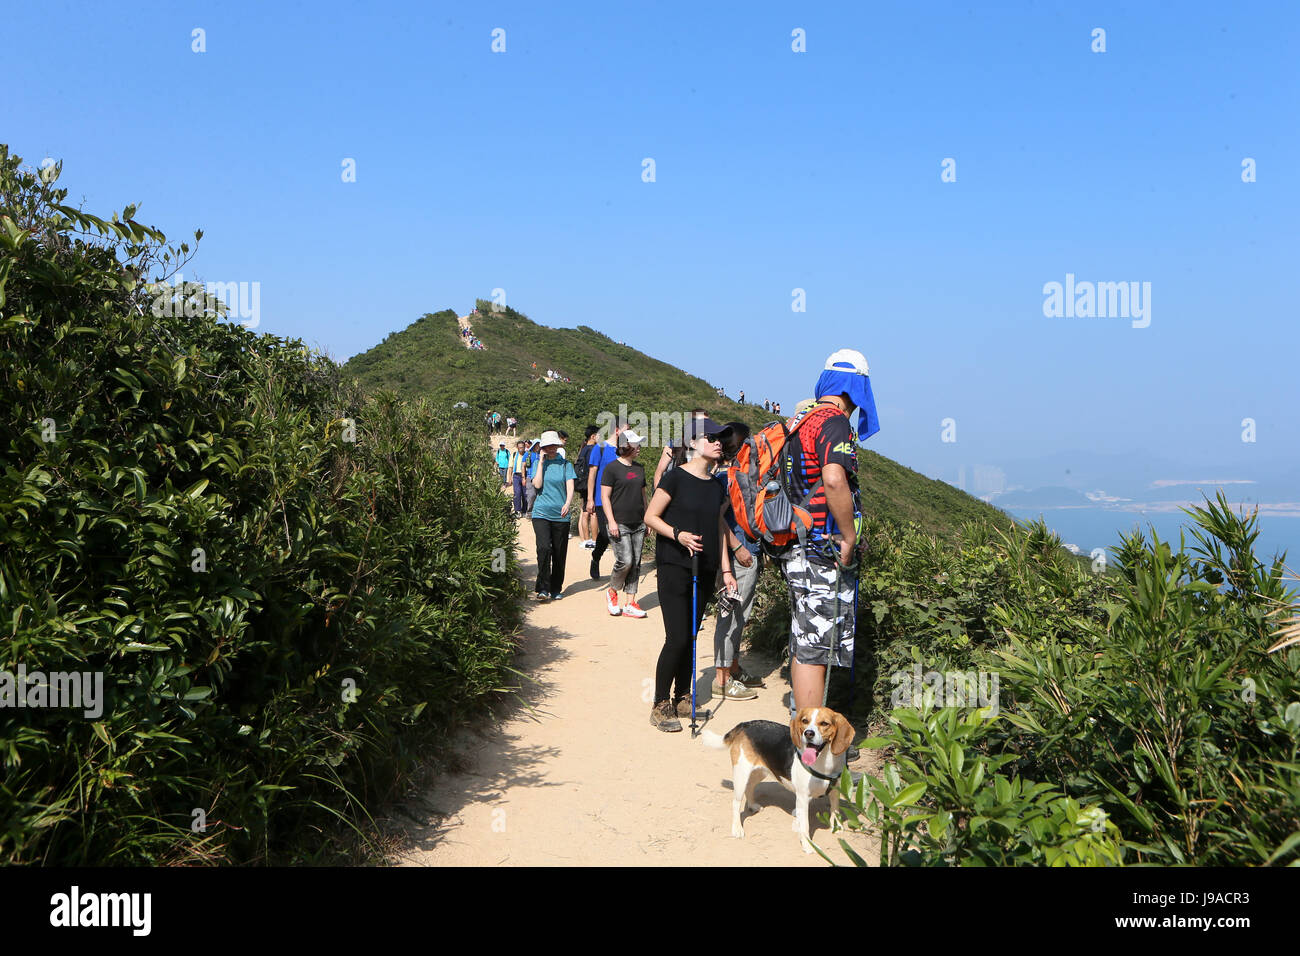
[392,470,879,866]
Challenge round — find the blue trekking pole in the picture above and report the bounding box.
[689,550,711,736]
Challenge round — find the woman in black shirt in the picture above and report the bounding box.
[643,420,736,732]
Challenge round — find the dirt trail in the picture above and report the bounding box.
[391,444,878,867]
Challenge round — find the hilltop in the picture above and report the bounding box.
[343,300,1014,540]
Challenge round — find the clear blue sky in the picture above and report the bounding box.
[6,0,1298,487]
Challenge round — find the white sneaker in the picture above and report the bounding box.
[583,539,596,549]
[606,588,621,616]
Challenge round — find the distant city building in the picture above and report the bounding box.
[973,465,1007,497]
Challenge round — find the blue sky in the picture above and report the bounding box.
[5,0,1298,498]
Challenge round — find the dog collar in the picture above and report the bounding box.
[800,753,843,787]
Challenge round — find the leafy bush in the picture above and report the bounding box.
[815,497,1299,866]
[0,147,524,864]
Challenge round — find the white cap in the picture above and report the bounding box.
[824,348,869,375]
[619,429,645,445]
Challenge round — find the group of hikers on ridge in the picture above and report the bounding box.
[498,348,881,735]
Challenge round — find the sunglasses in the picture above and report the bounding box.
[698,433,724,444]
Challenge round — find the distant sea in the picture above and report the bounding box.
[1005,507,1299,570]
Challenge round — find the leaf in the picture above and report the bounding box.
[1264,831,1300,866]
[892,781,927,808]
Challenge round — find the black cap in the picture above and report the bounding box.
[685,416,729,442]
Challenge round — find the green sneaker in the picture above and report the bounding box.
[717,678,758,700]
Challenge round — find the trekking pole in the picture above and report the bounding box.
[689,549,711,735]
[826,561,839,709]
[849,560,858,712]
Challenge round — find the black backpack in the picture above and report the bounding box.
[573,444,594,491]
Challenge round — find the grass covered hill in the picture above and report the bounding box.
[344,300,1014,541]
[344,299,772,438]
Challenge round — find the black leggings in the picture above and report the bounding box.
[591,508,610,563]
[533,519,569,594]
[654,560,714,704]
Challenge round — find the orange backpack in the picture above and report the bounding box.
[725,403,839,556]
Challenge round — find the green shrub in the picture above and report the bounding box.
[0,147,524,864]
[821,496,1299,866]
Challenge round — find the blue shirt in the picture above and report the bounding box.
[495,449,509,468]
[588,442,620,506]
[525,450,540,477]
[532,457,576,521]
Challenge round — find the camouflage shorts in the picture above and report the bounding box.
[780,545,856,667]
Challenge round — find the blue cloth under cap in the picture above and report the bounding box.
[814,365,880,441]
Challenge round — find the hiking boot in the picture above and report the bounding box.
[606,588,621,616]
[534,591,550,601]
[732,666,765,688]
[650,701,682,733]
[711,678,758,700]
[673,695,695,718]
[621,600,647,618]
[590,557,601,580]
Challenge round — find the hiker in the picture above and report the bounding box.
[508,440,529,516]
[773,401,781,416]
[584,422,624,579]
[711,422,764,701]
[643,417,736,732]
[495,442,510,486]
[506,416,517,436]
[738,390,744,404]
[777,349,879,712]
[763,399,770,413]
[556,430,569,459]
[652,408,710,489]
[531,431,577,600]
[523,439,542,516]
[574,425,600,548]
[600,429,649,618]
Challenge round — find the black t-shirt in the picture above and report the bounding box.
[601,459,647,526]
[655,466,726,571]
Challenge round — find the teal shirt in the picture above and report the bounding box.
[532,456,576,521]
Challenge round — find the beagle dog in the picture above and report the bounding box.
[703,707,856,854]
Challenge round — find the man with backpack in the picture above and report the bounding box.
[508,439,529,517]
[724,350,879,714]
[495,442,510,486]
[523,439,542,516]
[574,425,600,548]
[779,350,879,711]
[584,422,625,578]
